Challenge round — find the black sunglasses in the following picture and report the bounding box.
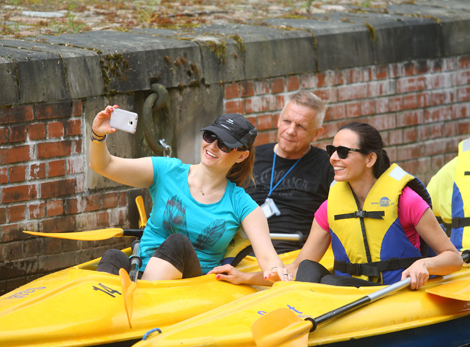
[326,145,365,159]
[203,131,239,153]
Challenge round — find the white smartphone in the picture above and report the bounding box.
[110,109,138,134]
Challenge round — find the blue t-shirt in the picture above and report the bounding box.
[139,157,258,274]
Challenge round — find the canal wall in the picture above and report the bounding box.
[1,1,470,294]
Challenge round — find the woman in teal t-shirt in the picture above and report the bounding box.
[89,106,291,281]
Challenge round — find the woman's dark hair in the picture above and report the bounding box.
[226,144,255,188]
[339,122,391,178]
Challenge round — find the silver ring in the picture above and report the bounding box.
[284,273,288,276]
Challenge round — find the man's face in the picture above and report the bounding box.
[276,101,322,159]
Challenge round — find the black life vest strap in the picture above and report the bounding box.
[464,171,470,176]
[334,257,423,277]
[452,217,470,228]
[334,210,385,220]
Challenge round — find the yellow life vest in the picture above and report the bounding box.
[450,139,470,250]
[328,164,428,285]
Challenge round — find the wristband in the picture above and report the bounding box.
[271,266,279,271]
[90,131,107,144]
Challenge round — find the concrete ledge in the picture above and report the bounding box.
[0,1,469,106]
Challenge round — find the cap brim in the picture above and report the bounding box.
[201,125,243,148]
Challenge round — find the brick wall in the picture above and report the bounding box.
[1,54,470,295]
[225,56,470,184]
[0,100,134,295]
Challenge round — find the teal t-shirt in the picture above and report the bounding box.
[139,157,258,274]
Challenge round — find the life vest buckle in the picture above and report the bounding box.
[354,211,368,218]
[348,262,362,276]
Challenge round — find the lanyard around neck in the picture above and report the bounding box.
[268,148,303,197]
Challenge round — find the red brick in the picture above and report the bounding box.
[375,65,388,80]
[424,106,452,123]
[301,74,316,89]
[369,114,396,130]
[362,67,373,81]
[457,87,470,102]
[431,90,455,106]
[325,104,345,121]
[389,129,403,145]
[40,215,76,233]
[276,95,287,111]
[48,159,66,177]
[240,81,254,97]
[246,116,256,127]
[415,60,429,75]
[48,122,64,138]
[24,238,44,257]
[72,100,82,116]
[35,101,72,120]
[330,71,344,86]
[10,125,27,143]
[271,78,285,94]
[458,56,470,69]
[40,179,75,199]
[9,165,26,183]
[29,162,46,180]
[102,193,118,209]
[253,131,277,146]
[46,200,64,217]
[8,205,26,223]
[0,207,6,225]
[416,157,431,174]
[389,96,403,112]
[37,140,72,159]
[314,89,337,103]
[346,102,361,118]
[360,100,375,116]
[1,221,37,242]
[76,211,109,230]
[256,114,273,131]
[368,81,392,98]
[375,98,389,114]
[28,202,45,219]
[396,110,424,127]
[417,92,431,107]
[431,59,443,73]
[430,123,444,139]
[38,252,76,273]
[403,62,415,76]
[84,195,100,212]
[224,100,244,114]
[254,81,270,95]
[0,127,7,144]
[67,156,83,175]
[453,70,470,86]
[402,160,418,175]
[3,242,24,261]
[428,73,452,90]
[74,139,82,154]
[403,128,417,143]
[65,197,81,215]
[0,167,6,184]
[396,76,425,94]
[224,83,239,100]
[452,103,470,119]
[0,145,32,165]
[245,95,276,113]
[338,84,367,101]
[2,184,38,203]
[444,122,459,137]
[118,192,127,207]
[320,122,339,139]
[396,143,425,161]
[416,125,430,141]
[29,123,46,140]
[425,138,454,156]
[287,76,300,91]
[403,94,418,110]
[345,68,361,84]
[0,106,34,125]
[458,120,470,134]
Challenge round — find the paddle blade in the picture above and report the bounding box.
[135,196,148,229]
[426,279,470,301]
[251,308,311,347]
[120,268,136,329]
[23,228,124,241]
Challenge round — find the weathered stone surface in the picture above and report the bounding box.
[0,56,19,105]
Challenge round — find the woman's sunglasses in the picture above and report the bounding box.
[203,131,240,153]
[326,145,365,159]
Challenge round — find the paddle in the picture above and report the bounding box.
[119,268,137,329]
[251,278,411,347]
[252,250,470,347]
[135,195,148,229]
[23,228,143,241]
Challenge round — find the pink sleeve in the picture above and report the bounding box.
[398,186,430,249]
[314,200,329,232]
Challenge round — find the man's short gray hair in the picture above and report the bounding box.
[283,91,326,129]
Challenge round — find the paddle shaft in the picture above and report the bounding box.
[123,229,144,238]
[270,231,306,242]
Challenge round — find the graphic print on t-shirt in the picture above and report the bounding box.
[194,219,226,250]
[146,195,227,255]
[163,195,188,238]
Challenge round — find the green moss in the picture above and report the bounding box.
[202,40,227,64]
[364,22,376,42]
[230,34,246,55]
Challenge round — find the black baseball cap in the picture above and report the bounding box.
[201,113,257,148]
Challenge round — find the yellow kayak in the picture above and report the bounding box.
[0,247,308,347]
[133,264,470,347]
